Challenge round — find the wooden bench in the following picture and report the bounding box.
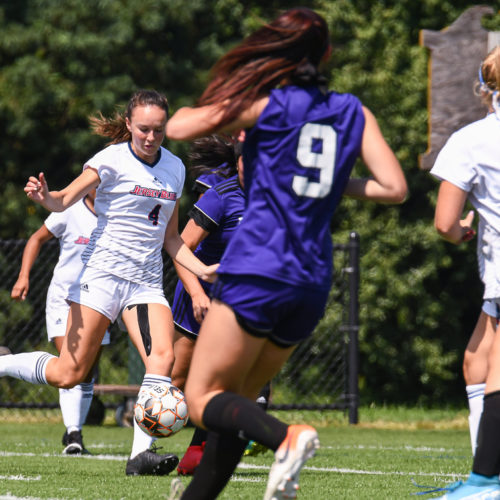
[93,384,141,398]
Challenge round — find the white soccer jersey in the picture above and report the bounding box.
[431,112,500,300]
[82,142,185,288]
[44,198,98,309]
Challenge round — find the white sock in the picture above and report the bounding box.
[60,380,94,432]
[466,383,486,455]
[0,351,55,384]
[130,373,171,459]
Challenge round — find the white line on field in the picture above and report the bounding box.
[0,451,468,481]
[0,451,126,461]
[235,462,468,479]
[323,444,456,452]
[0,496,62,500]
[0,474,41,481]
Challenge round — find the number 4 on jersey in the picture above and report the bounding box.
[148,204,161,226]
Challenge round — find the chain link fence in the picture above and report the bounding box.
[0,233,359,423]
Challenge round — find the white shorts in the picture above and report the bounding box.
[46,296,111,344]
[67,265,169,323]
[478,224,500,300]
[482,299,500,320]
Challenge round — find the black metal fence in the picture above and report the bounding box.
[0,233,360,423]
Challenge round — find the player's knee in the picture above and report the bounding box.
[53,368,86,389]
[145,349,175,375]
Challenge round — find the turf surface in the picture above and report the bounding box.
[0,408,472,499]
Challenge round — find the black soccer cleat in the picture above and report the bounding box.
[62,430,91,455]
[126,447,179,476]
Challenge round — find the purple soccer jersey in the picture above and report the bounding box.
[172,175,245,337]
[217,85,365,290]
[191,176,245,265]
[192,164,234,195]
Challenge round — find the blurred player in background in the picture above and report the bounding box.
[0,89,217,477]
[429,47,500,499]
[171,135,270,475]
[11,188,109,455]
[188,135,236,198]
[166,7,407,499]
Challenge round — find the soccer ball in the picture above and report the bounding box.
[134,383,189,437]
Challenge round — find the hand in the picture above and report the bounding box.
[24,172,49,204]
[200,263,219,283]
[191,292,211,324]
[11,277,29,301]
[459,210,476,243]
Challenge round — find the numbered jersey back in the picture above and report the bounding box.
[218,85,365,290]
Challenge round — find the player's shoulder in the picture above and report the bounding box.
[453,114,496,140]
[85,143,126,170]
[436,117,494,161]
[160,145,183,165]
[212,175,240,195]
[268,85,362,124]
[158,146,185,175]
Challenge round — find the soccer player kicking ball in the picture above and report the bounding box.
[0,89,217,477]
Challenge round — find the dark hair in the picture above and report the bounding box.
[198,8,329,126]
[89,89,169,145]
[188,135,239,179]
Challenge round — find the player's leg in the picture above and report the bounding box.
[122,302,178,476]
[48,298,108,455]
[181,276,326,499]
[244,380,273,457]
[54,334,94,455]
[241,347,319,500]
[0,302,108,388]
[172,332,195,391]
[463,304,498,455]
[182,300,295,499]
[172,332,207,476]
[442,307,500,499]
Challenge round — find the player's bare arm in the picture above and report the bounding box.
[434,181,475,244]
[25,168,100,212]
[163,201,219,282]
[166,97,269,141]
[173,219,211,322]
[344,106,407,204]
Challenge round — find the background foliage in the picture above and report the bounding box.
[1,0,499,405]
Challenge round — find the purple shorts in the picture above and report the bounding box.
[211,273,329,347]
[172,280,212,340]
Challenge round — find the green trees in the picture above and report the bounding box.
[320,0,500,404]
[1,0,498,404]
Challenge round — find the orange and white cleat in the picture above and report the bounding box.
[263,424,320,500]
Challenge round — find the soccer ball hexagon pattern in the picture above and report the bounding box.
[134,383,189,437]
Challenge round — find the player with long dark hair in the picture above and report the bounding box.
[167,8,407,499]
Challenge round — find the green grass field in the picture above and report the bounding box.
[0,407,474,499]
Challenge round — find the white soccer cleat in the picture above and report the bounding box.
[263,424,320,500]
